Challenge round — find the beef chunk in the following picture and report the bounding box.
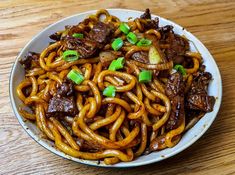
[165,72,185,99]
[159,25,173,37]
[67,25,84,36]
[49,32,61,41]
[63,22,113,58]
[158,25,189,63]
[140,8,151,19]
[189,72,212,94]
[57,81,74,97]
[131,51,149,63]
[19,52,40,70]
[145,17,159,30]
[140,9,159,29]
[186,72,215,112]
[88,21,113,48]
[165,72,185,130]
[47,80,78,117]
[63,36,98,58]
[166,95,185,130]
[165,33,189,62]
[187,94,215,112]
[47,96,78,117]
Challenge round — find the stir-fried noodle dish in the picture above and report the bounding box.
[17,9,215,164]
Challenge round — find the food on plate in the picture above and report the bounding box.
[17,9,215,164]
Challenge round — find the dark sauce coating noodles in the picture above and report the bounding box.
[17,9,215,164]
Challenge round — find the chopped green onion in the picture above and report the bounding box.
[119,23,130,34]
[174,64,186,75]
[139,70,152,83]
[136,38,152,47]
[108,57,125,71]
[67,69,84,85]
[72,33,84,38]
[127,32,138,44]
[108,61,117,71]
[115,57,125,69]
[112,38,123,51]
[148,46,162,64]
[63,50,80,62]
[103,86,116,97]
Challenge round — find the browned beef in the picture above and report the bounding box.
[165,72,185,130]
[47,96,78,117]
[165,33,189,63]
[158,25,189,63]
[19,52,40,70]
[187,95,215,112]
[167,95,185,130]
[186,72,215,112]
[140,9,159,30]
[165,72,185,99]
[141,8,151,19]
[131,51,149,63]
[88,21,113,48]
[63,22,113,58]
[57,81,74,97]
[159,25,174,35]
[67,25,84,36]
[47,80,78,117]
[49,32,61,41]
[64,36,98,58]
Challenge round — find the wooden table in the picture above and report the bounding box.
[1,0,235,174]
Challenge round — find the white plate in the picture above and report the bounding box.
[9,9,222,167]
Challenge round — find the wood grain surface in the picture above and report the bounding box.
[1,0,235,174]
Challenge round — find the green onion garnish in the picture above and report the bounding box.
[108,61,117,71]
[103,86,116,97]
[72,33,84,38]
[108,57,125,71]
[115,57,125,69]
[174,64,186,75]
[127,32,138,44]
[139,70,152,83]
[67,69,84,85]
[136,38,152,47]
[112,38,123,51]
[63,50,80,62]
[119,23,130,34]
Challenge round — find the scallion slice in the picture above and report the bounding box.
[119,23,130,34]
[72,33,84,38]
[127,32,138,44]
[139,70,152,83]
[174,64,186,75]
[136,38,152,47]
[112,38,123,51]
[103,86,116,97]
[108,60,117,71]
[63,50,79,62]
[67,69,84,85]
[108,57,125,71]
